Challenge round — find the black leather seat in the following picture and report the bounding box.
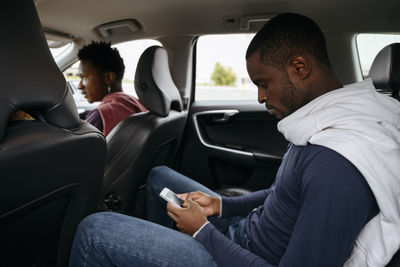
[0,1,107,266]
[101,46,187,216]
[369,43,400,101]
[368,43,400,267]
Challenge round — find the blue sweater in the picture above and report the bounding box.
[195,144,379,266]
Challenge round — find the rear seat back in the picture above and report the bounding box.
[369,43,400,101]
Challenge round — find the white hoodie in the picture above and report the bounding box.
[277,79,400,266]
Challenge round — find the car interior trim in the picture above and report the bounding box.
[192,109,255,157]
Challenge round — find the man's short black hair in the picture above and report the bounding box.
[78,41,125,81]
[246,13,332,70]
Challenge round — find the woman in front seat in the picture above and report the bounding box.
[77,41,147,136]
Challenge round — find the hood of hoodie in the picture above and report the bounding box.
[277,79,400,266]
[278,79,400,146]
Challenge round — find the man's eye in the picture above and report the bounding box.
[258,82,267,89]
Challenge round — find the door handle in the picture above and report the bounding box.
[212,110,239,123]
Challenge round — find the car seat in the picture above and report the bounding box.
[369,43,400,101]
[0,0,107,266]
[101,46,187,216]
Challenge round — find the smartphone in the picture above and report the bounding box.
[159,187,184,207]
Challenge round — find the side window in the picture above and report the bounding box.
[62,39,161,109]
[195,34,257,101]
[356,34,400,78]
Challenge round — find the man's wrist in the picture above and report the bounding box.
[192,221,210,238]
[212,196,222,217]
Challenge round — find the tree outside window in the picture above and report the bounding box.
[211,62,237,86]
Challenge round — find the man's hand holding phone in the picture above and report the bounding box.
[160,188,221,235]
[177,191,220,217]
[167,198,208,235]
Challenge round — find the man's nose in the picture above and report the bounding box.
[258,89,267,104]
[77,80,84,90]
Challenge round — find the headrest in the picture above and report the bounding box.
[369,43,400,98]
[134,46,182,117]
[0,0,80,141]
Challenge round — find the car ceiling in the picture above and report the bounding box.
[36,0,400,43]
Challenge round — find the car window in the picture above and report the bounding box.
[356,33,400,78]
[195,34,257,101]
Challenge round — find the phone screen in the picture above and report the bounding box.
[166,190,184,207]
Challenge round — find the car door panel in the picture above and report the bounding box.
[177,101,288,192]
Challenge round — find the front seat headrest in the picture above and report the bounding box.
[369,43,400,98]
[134,46,183,117]
[0,0,80,141]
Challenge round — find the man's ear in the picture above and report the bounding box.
[287,56,311,80]
[104,71,116,84]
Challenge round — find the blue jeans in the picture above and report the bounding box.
[69,166,248,266]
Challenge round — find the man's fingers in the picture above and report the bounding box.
[187,199,203,211]
[167,202,181,213]
[177,192,199,199]
[182,199,192,208]
[187,192,204,202]
[190,199,201,208]
[167,211,179,222]
[190,200,206,214]
[177,193,188,200]
[188,191,202,198]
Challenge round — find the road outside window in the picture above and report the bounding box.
[196,34,257,101]
[357,34,400,78]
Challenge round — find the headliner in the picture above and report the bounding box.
[35,0,400,43]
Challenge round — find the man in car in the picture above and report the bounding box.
[77,41,147,136]
[69,13,400,266]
